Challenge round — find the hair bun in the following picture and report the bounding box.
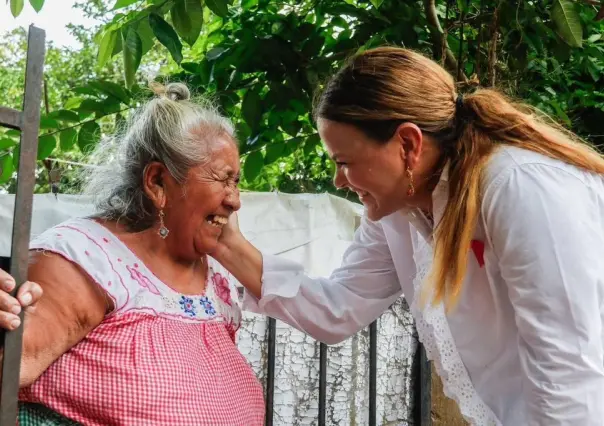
[149,82,191,102]
[165,83,190,101]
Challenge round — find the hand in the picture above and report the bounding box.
[0,268,42,330]
[213,212,244,261]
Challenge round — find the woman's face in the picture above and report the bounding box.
[318,118,410,221]
[319,117,442,220]
[161,135,241,260]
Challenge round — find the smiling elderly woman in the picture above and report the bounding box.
[0,83,264,425]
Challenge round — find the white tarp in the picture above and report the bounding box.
[0,192,416,425]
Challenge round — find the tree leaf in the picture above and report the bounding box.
[78,121,101,154]
[171,0,204,47]
[29,0,44,12]
[0,154,14,183]
[369,0,383,9]
[112,0,140,10]
[551,0,583,48]
[264,142,285,165]
[10,0,24,17]
[122,26,143,89]
[205,0,229,18]
[303,134,321,156]
[242,89,262,130]
[59,128,78,151]
[88,80,131,104]
[37,134,57,160]
[98,29,118,68]
[77,99,106,115]
[39,116,59,129]
[50,110,80,122]
[149,13,183,64]
[0,138,17,151]
[206,47,227,61]
[136,19,155,54]
[244,151,264,182]
[12,145,20,169]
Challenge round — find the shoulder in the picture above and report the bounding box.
[482,146,593,198]
[31,217,102,248]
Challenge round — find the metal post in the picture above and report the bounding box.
[318,342,327,425]
[413,343,432,426]
[368,321,377,426]
[265,317,276,426]
[0,25,46,425]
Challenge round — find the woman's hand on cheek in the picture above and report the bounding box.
[212,212,243,260]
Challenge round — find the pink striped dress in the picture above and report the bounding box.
[19,217,265,425]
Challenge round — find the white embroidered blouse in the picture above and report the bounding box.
[244,146,604,426]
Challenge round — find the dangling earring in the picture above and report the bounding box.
[158,209,169,239]
[406,168,415,197]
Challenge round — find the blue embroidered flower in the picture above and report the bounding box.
[200,297,216,315]
[179,296,196,317]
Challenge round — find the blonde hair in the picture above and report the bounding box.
[83,82,234,231]
[315,47,604,308]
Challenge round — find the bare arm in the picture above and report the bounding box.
[0,251,109,387]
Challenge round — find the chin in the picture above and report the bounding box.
[365,202,399,222]
[194,237,219,256]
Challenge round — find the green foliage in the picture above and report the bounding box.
[122,26,143,88]
[551,0,583,47]
[149,13,183,64]
[10,0,24,17]
[2,0,604,198]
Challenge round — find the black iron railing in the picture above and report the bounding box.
[261,314,430,426]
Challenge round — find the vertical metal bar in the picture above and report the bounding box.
[368,321,378,426]
[0,25,46,426]
[413,343,432,426]
[318,342,327,425]
[265,317,276,426]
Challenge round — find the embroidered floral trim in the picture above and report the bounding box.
[212,273,232,306]
[410,234,500,426]
[127,265,161,295]
[200,297,216,315]
[179,296,197,317]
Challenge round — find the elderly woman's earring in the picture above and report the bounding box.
[406,168,415,197]
[158,210,169,239]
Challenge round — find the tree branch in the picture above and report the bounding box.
[423,0,468,82]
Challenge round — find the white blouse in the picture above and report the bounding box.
[244,146,604,426]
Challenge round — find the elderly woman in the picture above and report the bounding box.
[0,83,264,425]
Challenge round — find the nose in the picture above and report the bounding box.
[224,186,241,212]
[333,167,349,190]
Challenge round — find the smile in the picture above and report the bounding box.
[206,214,228,228]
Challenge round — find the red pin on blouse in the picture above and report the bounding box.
[471,240,485,267]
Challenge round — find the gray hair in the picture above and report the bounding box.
[82,82,235,231]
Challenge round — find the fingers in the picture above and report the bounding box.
[0,289,21,315]
[0,309,21,331]
[0,269,16,293]
[17,281,43,307]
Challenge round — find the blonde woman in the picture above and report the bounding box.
[209,48,604,425]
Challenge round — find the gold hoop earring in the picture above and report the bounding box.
[158,209,169,239]
[406,168,415,197]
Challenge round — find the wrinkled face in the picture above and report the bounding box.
[162,135,241,259]
[318,118,409,221]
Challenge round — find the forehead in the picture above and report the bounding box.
[196,134,240,174]
[317,118,373,158]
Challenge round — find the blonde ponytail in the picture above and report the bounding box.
[315,47,604,308]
